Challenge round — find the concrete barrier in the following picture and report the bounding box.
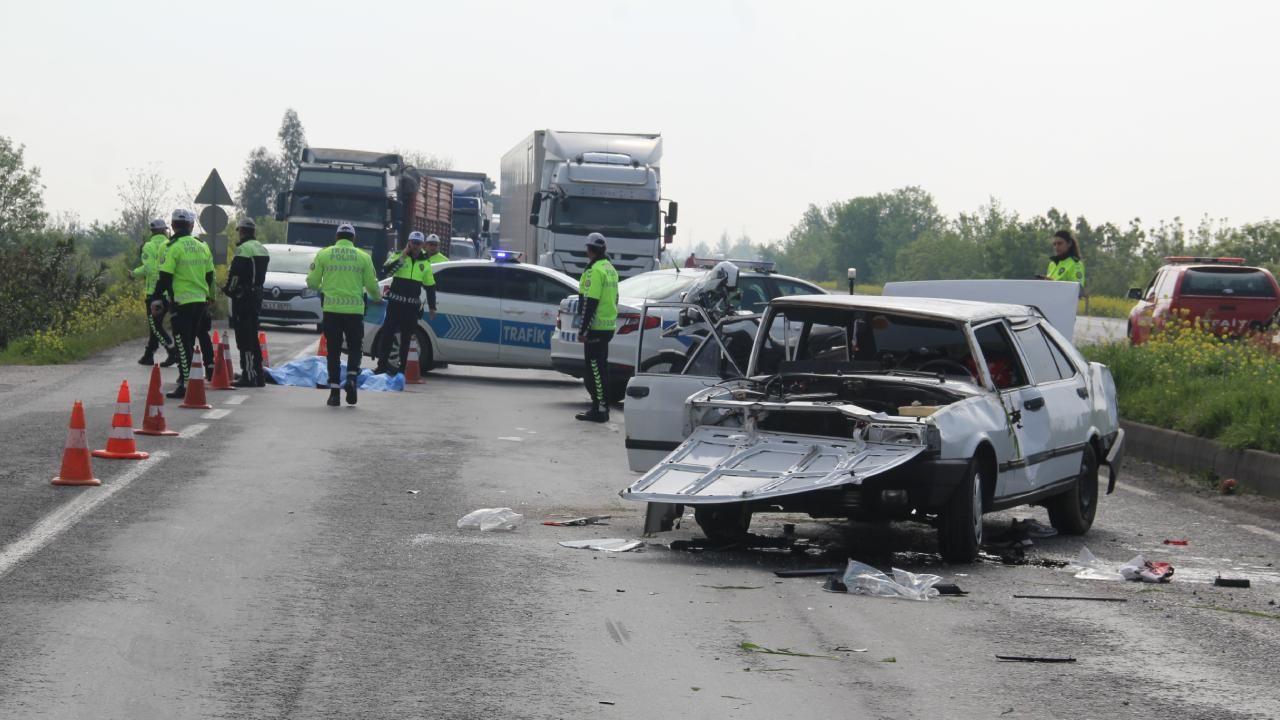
[1120,420,1280,499]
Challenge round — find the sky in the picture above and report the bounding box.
[3,0,1279,254]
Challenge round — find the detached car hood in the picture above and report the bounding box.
[621,426,926,505]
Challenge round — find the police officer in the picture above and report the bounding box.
[153,209,215,399]
[424,234,448,264]
[575,232,619,423]
[223,217,270,387]
[133,218,177,366]
[306,223,383,407]
[375,231,437,376]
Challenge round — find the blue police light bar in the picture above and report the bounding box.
[489,250,524,263]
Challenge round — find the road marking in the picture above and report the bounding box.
[225,395,248,405]
[0,451,170,580]
[1240,524,1280,543]
[183,423,209,438]
[202,408,232,420]
[1116,484,1155,498]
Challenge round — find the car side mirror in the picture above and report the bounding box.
[664,224,677,245]
[1127,288,1142,300]
[666,200,679,224]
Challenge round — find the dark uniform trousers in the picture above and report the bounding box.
[377,301,420,372]
[231,291,263,377]
[583,330,614,406]
[323,313,365,387]
[172,302,214,383]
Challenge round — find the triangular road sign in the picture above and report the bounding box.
[194,169,234,206]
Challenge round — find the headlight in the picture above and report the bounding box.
[300,288,318,299]
[865,424,926,446]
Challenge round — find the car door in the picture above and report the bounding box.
[736,275,772,314]
[624,304,744,472]
[971,321,1040,497]
[498,267,574,367]
[427,265,502,363]
[1012,320,1091,485]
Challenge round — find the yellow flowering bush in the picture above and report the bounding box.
[0,277,146,364]
[1078,294,1135,319]
[1085,315,1280,452]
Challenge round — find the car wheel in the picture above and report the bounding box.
[937,456,986,563]
[694,504,752,545]
[1047,443,1099,535]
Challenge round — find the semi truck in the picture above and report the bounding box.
[424,169,496,251]
[275,147,452,269]
[499,131,677,278]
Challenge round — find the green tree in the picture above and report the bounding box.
[276,108,307,186]
[238,146,280,219]
[0,136,47,238]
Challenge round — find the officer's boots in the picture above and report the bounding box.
[160,345,178,367]
[327,386,341,407]
[345,374,358,406]
[166,382,186,400]
[575,405,610,423]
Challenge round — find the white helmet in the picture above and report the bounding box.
[336,223,355,236]
[408,231,425,243]
[148,218,168,231]
[171,208,196,224]
[236,217,256,230]
[425,234,440,244]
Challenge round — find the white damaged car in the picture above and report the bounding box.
[621,285,1124,562]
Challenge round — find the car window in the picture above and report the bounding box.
[435,266,498,297]
[501,271,573,305]
[973,323,1029,389]
[1180,268,1277,298]
[1155,270,1179,300]
[772,278,822,297]
[1014,325,1068,384]
[618,272,698,301]
[738,277,770,313]
[683,336,721,377]
[1041,327,1077,378]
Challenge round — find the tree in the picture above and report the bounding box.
[116,166,171,241]
[276,108,307,185]
[394,148,453,170]
[238,146,281,219]
[0,136,47,238]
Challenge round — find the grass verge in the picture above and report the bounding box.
[0,280,148,365]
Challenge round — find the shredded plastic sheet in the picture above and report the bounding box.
[265,356,405,392]
[457,508,524,532]
[559,538,645,552]
[1067,546,1174,583]
[841,560,943,601]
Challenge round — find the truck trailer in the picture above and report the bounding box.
[424,169,496,251]
[275,148,452,269]
[499,131,677,278]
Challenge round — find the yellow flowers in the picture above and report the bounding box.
[2,278,146,364]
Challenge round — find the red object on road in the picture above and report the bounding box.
[180,345,214,410]
[404,336,425,384]
[136,364,179,437]
[52,401,101,486]
[1162,539,1189,546]
[92,381,149,460]
[208,338,235,391]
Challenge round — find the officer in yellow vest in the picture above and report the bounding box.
[1039,230,1086,288]
[575,233,619,423]
[424,234,449,265]
[306,223,383,406]
[133,217,177,366]
[153,209,215,399]
[375,231,437,375]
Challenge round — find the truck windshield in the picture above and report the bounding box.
[551,198,659,239]
[453,214,480,239]
[290,194,385,225]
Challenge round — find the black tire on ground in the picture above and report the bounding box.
[937,455,986,563]
[694,505,753,545]
[1046,443,1099,535]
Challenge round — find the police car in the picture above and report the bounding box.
[362,252,579,372]
[549,259,827,401]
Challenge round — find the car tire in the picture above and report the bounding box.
[694,504,752,545]
[937,456,985,563]
[1047,443,1099,535]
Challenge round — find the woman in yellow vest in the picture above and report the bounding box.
[1039,230,1085,289]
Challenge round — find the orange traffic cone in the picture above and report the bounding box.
[259,331,270,368]
[136,364,179,436]
[208,337,234,391]
[404,336,425,384]
[93,381,150,460]
[318,332,329,357]
[52,401,101,486]
[180,344,214,409]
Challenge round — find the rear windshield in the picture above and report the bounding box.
[1181,268,1276,298]
[618,272,699,301]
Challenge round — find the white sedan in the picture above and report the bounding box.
[361,259,578,372]
[237,244,323,333]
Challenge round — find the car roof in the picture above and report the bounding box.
[633,268,819,285]
[769,293,1037,323]
[263,243,319,254]
[431,259,577,286]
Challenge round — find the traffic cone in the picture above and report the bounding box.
[93,381,150,460]
[180,344,214,409]
[259,331,270,367]
[318,332,329,357]
[208,336,234,391]
[52,401,100,486]
[136,364,179,436]
[404,336,425,384]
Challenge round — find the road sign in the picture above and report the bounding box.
[199,205,228,235]
[194,169,234,207]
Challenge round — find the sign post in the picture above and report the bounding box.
[195,169,234,265]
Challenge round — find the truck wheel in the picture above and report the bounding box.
[1047,444,1099,535]
[937,456,985,563]
[695,505,752,545]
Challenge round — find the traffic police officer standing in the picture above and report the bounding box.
[306,223,383,407]
[375,231,437,375]
[152,209,216,399]
[133,217,177,367]
[575,232,619,423]
[223,217,270,387]
[424,234,448,264]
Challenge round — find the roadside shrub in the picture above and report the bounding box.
[0,276,144,364]
[1078,294,1134,319]
[0,235,107,349]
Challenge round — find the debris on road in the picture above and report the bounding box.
[1220,478,1238,495]
[935,583,968,596]
[1163,539,1189,545]
[841,560,942,601]
[558,538,645,552]
[542,515,611,526]
[701,585,763,590]
[997,518,1059,541]
[879,657,897,663]
[739,642,835,659]
[1013,594,1128,602]
[1214,577,1251,588]
[774,568,842,578]
[822,576,848,593]
[266,357,404,391]
[406,490,419,495]
[457,508,524,532]
[1068,547,1174,582]
[996,655,1077,663]
[833,646,868,653]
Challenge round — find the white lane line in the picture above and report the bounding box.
[0,451,170,580]
[1116,484,1156,498]
[1240,524,1280,543]
[225,395,249,405]
[183,423,209,438]
[201,408,232,420]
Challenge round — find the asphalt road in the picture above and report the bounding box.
[1,323,1277,719]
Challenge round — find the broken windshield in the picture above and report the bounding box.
[752,305,974,378]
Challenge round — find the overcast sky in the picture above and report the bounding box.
[3,1,1278,252]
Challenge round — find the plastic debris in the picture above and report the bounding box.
[457,508,524,532]
[558,538,644,552]
[775,568,843,578]
[739,642,835,659]
[1120,556,1174,583]
[841,560,942,601]
[1214,577,1251,588]
[1067,547,1126,581]
[996,655,1076,663]
[542,515,611,526]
